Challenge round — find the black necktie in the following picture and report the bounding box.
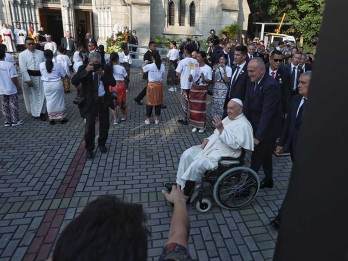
[254,82,258,93]
[229,66,240,97]
[292,67,297,90]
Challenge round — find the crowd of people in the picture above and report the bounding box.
[0,26,315,259]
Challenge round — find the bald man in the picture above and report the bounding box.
[166,98,254,195]
[244,58,283,189]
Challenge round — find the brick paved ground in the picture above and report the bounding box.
[0,67,292,261]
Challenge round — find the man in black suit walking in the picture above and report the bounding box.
[244,58,283,188]
[271,71,312,229]
[222,43,233,68]
[299,53,312,72]
[129,30,138,58]
[246,43,260,62]
[71,52,116,159]
[85,32,97,49]
[286,51,303,95]
[266,50,292,116]
[60,31,75,57]
[225,45,249,103]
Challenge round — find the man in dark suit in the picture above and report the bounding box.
[134,41,156,105]
[266,50,292,116]
[85,32,97,49]
[246,43,261,62]
[71,52,116,159]
[192,36,200,52]
[129,30,138,58]
[225,45,249,103]
[270,71,312,229]
[222,43,233,68]
[285,51,303,95]
[299,53,312,72]
[60,31,75,57]
[244,58,283,188]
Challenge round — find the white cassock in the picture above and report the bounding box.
[176,114,254,188]
[19,49,46,117]
[0,28,16,52]
[14,28,27,45]
[44,42,58,55]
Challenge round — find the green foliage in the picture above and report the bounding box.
[153,35,181,48]
[221,23,240,40]
[248,0,325,43]
[106,33,127,54]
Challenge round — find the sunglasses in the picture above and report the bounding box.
[26,42,35,45]
[273,59,282,62]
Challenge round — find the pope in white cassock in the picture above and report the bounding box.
[173,98,254,192]
[19,38,46,119]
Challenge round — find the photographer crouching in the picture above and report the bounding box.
[72,52,116,159]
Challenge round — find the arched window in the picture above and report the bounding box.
[168,1,175,26]
[179,0,185,26]
[189,2,195,27]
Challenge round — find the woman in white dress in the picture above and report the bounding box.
[166,41,180,91]
[211,55,232,118]
[39,50,68,125]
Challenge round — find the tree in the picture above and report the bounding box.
[247,0,325,43]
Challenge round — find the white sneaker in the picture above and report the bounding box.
[191,128,198,133]
[113,119,120,125]
[198,128,206,133]
[12,120,24,126]
[121,115,126,121]
[145,119,150,125]
[4,122,11,127]
[155,119,159,124]
[168,87,175,92]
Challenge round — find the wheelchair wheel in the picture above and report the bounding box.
[213,167,260,209]
[196,198,212,213]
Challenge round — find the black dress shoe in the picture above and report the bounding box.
[177,119,188,125]
[99,145,107,153]
[134,98,143,105]
[260,179,274,189]
[60,118,68,124]
[86,150,94,159]
[161,104,167,109]
[49,120,55,125]
[270,215,281,230]
[39,113,47,121]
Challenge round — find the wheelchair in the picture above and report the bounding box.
[188,151,260,213]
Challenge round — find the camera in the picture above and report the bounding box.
[93,62,103,72]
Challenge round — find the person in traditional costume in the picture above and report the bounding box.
[0,24,16,53]
[14,23,27,52]
[19,37,46,120]
[109,52,128,125]
[56,47,72,93]
[118,46,132,90]
[167,41,180,92]
[211,54,232,118]
[189,51,212,133]
[142,51,165,125]
[165,98,254,195]
[39,50,68,125]
[176,44,199,125]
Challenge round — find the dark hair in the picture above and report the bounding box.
[271,50,283,57]
[235,45,248,56]
[0,44,6,51]
[198,51,207,59]
[98,45,105,52]
[151,50,162,70]
[170,40,177,46]
[53,195,149,261]
[58,47,66,54]
[148,41,156,47]
[44,50,54,73]
[278,41,285,46]
[0,49,5,59]
[110,52,119,64]
[25,37,34,44]
[292,51,303,57]
[184,44,195,55]
[79,50,89,64]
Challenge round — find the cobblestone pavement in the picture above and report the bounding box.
[0,67,292,261]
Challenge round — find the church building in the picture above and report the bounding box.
[0,0,250,46]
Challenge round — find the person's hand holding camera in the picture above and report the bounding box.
[86,63,94,73]
[95,68,104,76]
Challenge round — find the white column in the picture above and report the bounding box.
[17,3,24,29]
[30,4,37,31]
[24,2,30,31]
[9,2,16,24]
[107,7,111,38]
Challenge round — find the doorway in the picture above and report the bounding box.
[39,8,63,45]
[75,9,93,47]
